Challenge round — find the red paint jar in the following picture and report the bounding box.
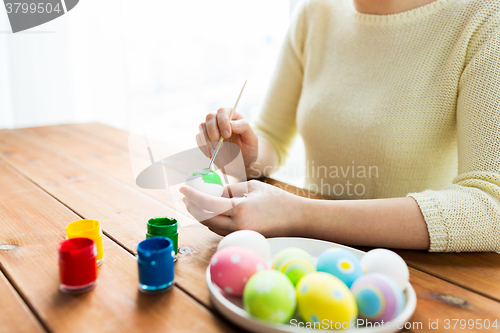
[58,238,98,293]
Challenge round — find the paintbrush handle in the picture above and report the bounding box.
[227,80,246,126]
[214,137,224,150]
[208,80,247,170]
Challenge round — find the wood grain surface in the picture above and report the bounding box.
[21,125,185,215]
[1,123,499,333]
[0,271,45,333]
[0,159,234,333]
[0,129,217,308]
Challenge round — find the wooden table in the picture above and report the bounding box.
[0,123,499,333]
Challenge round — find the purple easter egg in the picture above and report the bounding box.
[351,273,405,322]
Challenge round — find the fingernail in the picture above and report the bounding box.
[231,121,238,129]
[223,130,230,138]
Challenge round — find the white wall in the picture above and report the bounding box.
[0,0,305,186]
[0,0,295,128]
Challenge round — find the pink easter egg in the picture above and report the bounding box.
[210,246,268,297]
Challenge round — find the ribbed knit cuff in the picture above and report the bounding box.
[407,191,449,252]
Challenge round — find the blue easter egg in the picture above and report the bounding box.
[316,247,364,288]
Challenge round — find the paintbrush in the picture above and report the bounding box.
[208,80,247,170]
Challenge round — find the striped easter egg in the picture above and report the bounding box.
[272,248,315,286]
[350,273,405,322]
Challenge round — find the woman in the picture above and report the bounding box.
[180,0,500,252]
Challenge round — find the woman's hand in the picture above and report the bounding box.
[197,108,259,171]
[180,179,431,250]
[180,180,305,237]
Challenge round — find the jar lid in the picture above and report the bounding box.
[137,237,174,262]
[147,217,177,236]
[58,238,97,261]
[66,219,101,239]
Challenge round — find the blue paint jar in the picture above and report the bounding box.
[137,237,175,294]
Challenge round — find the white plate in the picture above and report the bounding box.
[206,237,417,333]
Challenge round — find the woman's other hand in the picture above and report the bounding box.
[180,180,305,237]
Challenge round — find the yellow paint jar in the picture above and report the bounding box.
[66,219,104,266]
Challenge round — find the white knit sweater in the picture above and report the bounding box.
[254,0,500,252]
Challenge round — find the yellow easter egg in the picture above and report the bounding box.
[296,272,358,330]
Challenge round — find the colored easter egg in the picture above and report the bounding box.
[296,272,357,329]
[360,249,409,290]
[243,270,296,323]
[316,247,364,288]
[185,168,224,196]
[272,248,315,286]
[351,273,405,322]
[210,246,267,297]
[218,230,271,261]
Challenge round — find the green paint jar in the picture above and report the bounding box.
[146,217,178,261]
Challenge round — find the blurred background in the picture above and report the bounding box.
[0,0,305,186]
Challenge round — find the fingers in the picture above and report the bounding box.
[205,112,220,142]
[198,123,213,157]
[231,111,244,121]
[230,119,250,134]
[208,227,232,237]
[217,108,232,139]
[222,181,250,198]
[182,196,233,230]
[182,196,214,221]
[198,108,245,158]
[180,185,235,215]
[206,108,241,142]
[196,133,210,158]
[230,119,256,143]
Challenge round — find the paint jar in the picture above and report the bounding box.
[146,217,178,260]
[137,237,175,294]
[58,238,98,293]
[66,219,104,266]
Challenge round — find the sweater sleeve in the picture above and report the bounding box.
[253,0,308,167]
[407,19,500,252]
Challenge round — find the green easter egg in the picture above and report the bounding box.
[192,168,223,186]
[272,248,316,286]
[243,270,296,323]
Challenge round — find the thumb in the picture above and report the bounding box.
[231,119,255,141]
[230,119,254,139]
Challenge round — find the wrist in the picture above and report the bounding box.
[245,160,260,180]
[292,198,343,240]
[288,195,312,237]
